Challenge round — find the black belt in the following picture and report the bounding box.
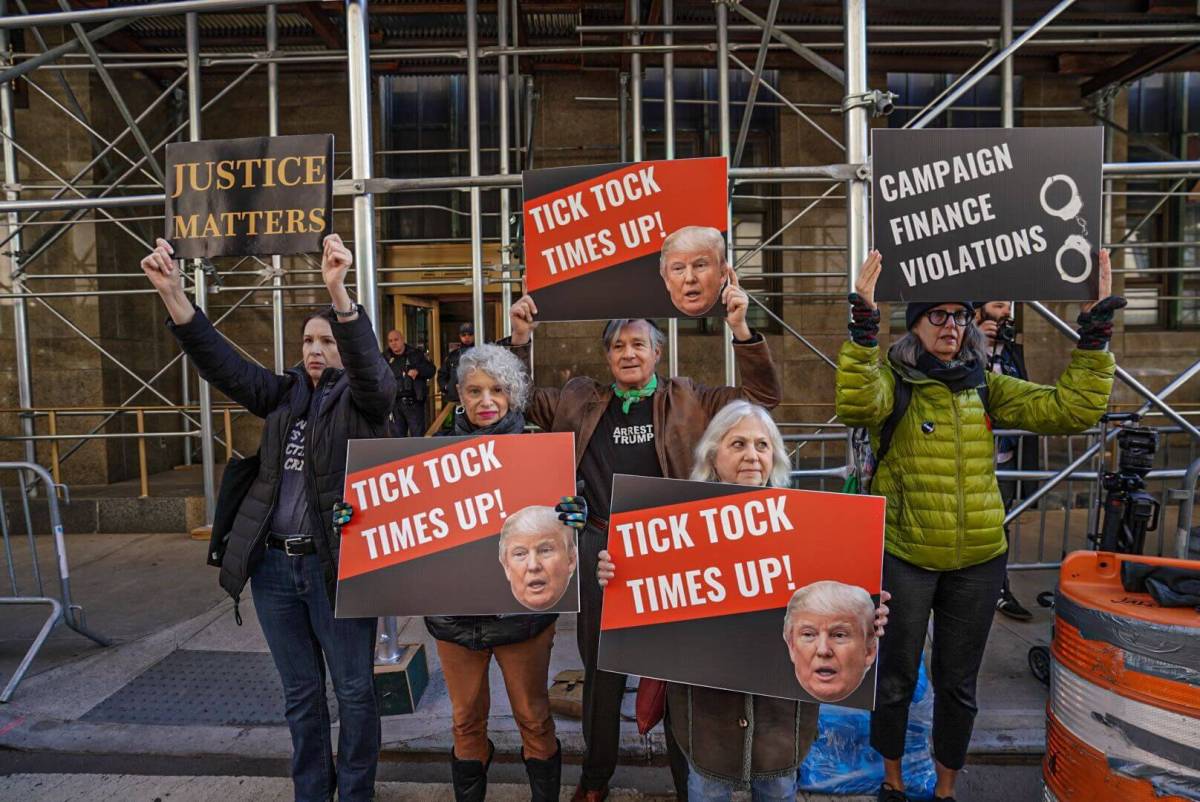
[267,533,317,556]
[398,397,420,405]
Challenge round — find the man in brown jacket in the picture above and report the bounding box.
[507,273,782,802]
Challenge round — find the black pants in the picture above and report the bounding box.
[997,456,1017,596]
[576,522,689,797]
[392,399,426,437]
[869,551,1006,771]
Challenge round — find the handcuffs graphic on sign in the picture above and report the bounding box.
[1040,173,1092,284]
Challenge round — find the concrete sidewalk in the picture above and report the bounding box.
[0,531,1053,797]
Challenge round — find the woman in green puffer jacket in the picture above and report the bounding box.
[835,249,1121,802]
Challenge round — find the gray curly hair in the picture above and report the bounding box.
[456,343,531,411]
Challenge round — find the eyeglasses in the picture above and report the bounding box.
[925,309,971,327]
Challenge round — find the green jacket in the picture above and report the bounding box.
[835,340,1115,571]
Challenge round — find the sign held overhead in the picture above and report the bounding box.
[871,127,1103,302]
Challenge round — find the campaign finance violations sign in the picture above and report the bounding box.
[522,157,729,321]
[871,127,1103,302]
[598,476,885,710]
[165,134,334,259]
[335,433,578,618]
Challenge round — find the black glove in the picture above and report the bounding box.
[847,292,881,347]
[555,495,587,530]
[1076,296,1127,350]
[332,501,354,536]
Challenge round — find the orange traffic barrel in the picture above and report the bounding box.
[1044,550,1200,801]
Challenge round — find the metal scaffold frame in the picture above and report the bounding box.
[0,0,1198,545]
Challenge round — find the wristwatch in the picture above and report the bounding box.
[332,303,357,318]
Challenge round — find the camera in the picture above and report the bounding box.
[995,317,1017,346]
[1092,417,1160,554]
[1115,424,1158,477]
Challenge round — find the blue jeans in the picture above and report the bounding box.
[251,547,380,802]
[687,764,796,801]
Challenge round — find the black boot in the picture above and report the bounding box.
[450,740,494,802]
[523,740,562,802]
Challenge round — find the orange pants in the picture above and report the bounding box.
[435,623,558,762]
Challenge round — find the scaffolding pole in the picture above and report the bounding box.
[497,0,512,337]
[844,0,869,290]
[911,0,1077,129]
[267,3,285,373]
[0,0,323,28]
[466,0,485,341]
[346,0,379,332]
[717,1,734,384]
[186,13,216,524]
[1001,0,1014,129]
[665,0,678,379]
[1,1,35,469]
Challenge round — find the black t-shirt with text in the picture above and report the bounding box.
[579,393,662,521]
[269,384,326,536]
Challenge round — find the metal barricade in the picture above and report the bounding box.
[0,461,109,702]
[780,421,1200,571]
[1171,457,1200,560]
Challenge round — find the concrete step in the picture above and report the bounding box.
[3,495,205,535]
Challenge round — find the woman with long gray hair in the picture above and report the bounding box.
[837,250,1121,802]
[597,400,889,801]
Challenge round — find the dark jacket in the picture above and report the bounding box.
[511,334,781,479]
[385,343,435,403]
[668,683,819,785]
[423,409,557,650]
[437,343,473,404]
[990,341,1041,498]
[668,476,820,784]
[168,306,396,604]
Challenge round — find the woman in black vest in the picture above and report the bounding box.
[141,235,394,802]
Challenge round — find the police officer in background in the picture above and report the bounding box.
[975,300,1035,621]
[438,322,476,406]
[385,329,435,436]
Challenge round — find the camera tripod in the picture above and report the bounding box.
[1027,413,1160,685]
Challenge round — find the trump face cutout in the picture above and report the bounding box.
[660,225,728,317]
[498,505,578,612]
[783,580,878,703]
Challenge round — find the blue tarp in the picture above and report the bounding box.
[799,661,937,799]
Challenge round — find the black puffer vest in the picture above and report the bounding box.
[423,409,557,650]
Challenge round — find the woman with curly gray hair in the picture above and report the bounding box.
[424,342,562,802]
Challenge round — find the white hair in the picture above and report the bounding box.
[457,343,530,411]
[690,401,792,488]
[659,225,727,275]
[497,505,577,562]
[782,580,877,649]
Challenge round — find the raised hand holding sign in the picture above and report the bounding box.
[722,270,752,341]
[853,249,883,311]
[322,233,359,323]
[140,237,195,325]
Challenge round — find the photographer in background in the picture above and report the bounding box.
[975,301,1035,621]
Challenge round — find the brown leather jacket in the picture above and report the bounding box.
[510,335,781,478]
[668,683,819,785]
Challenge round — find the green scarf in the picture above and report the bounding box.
[612,374,658,414]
